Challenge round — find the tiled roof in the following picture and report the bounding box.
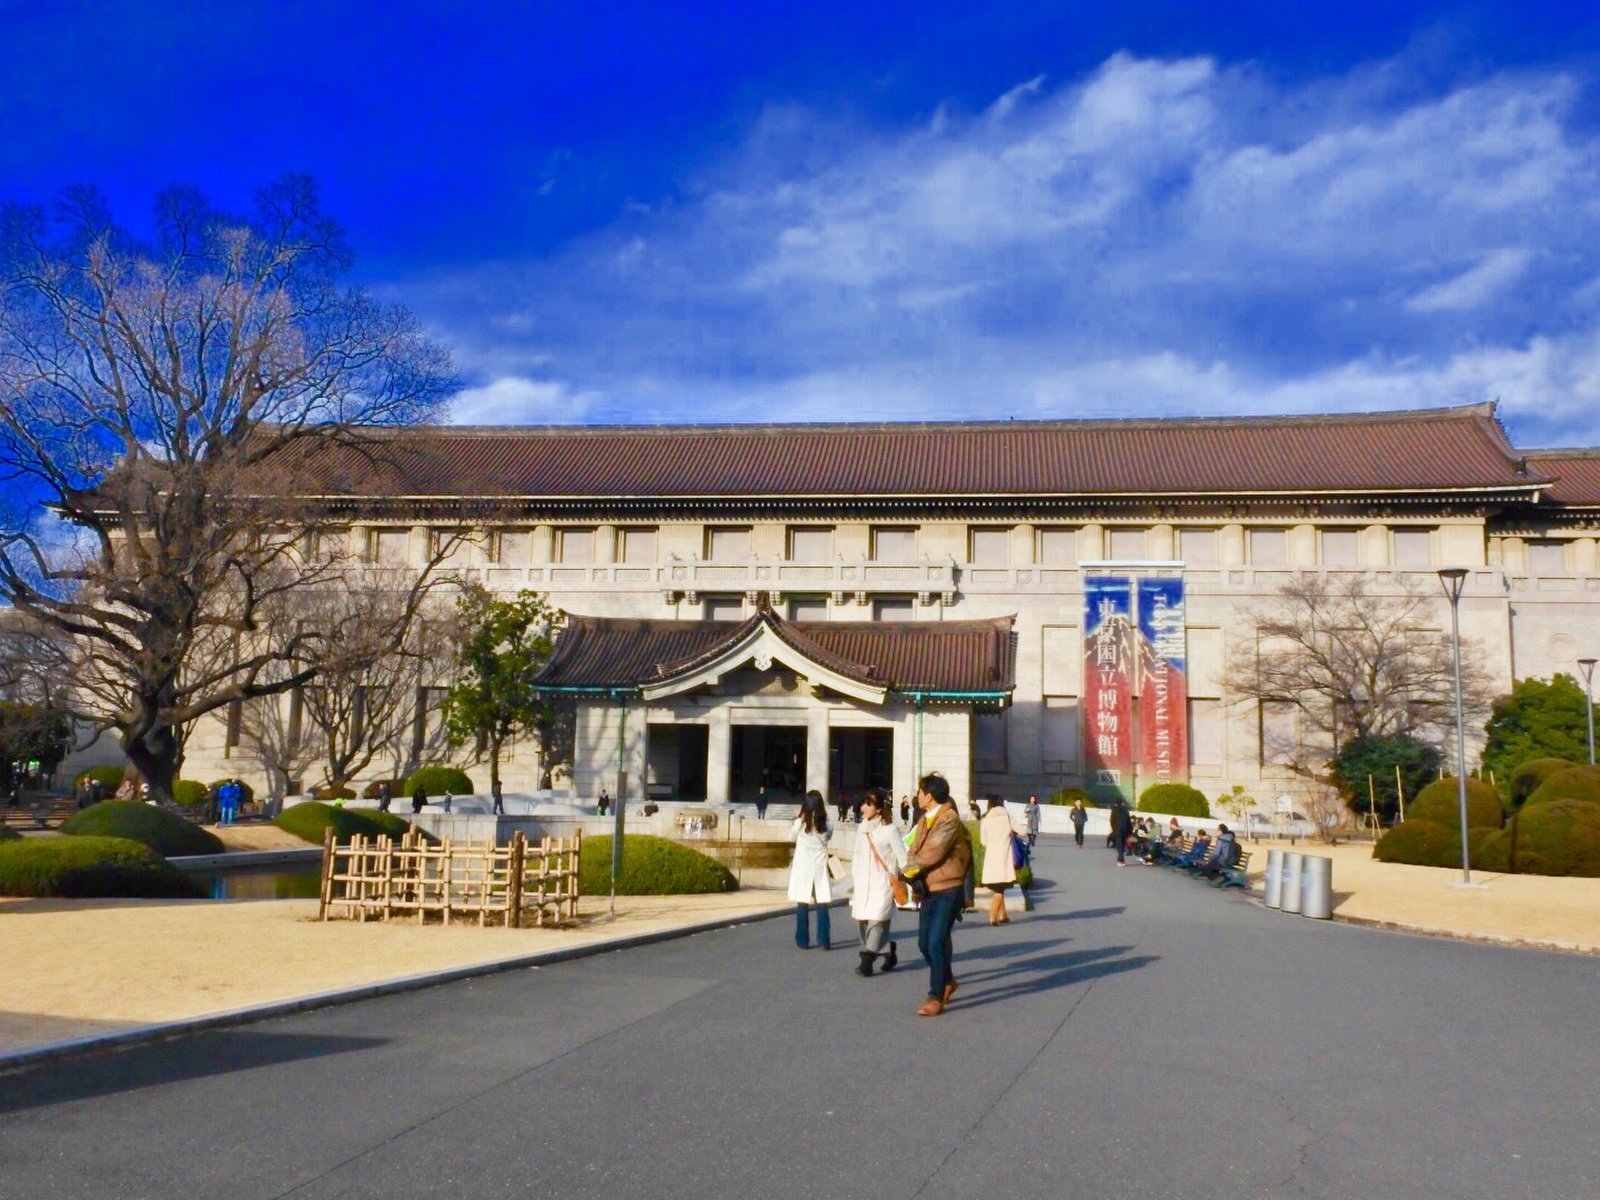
[290,403,1546,501]
[536,611,1016,695]
[1523,450,1600,507]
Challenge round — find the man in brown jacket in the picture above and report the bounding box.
[903,772,972,1016]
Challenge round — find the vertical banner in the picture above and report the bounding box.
[1137,578,1189,788]
[1083,576,1135,802]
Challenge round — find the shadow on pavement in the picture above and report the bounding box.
[0,1031,387,1113]
[952,945,1159,1011]
[955,938,1072,962]
[1030,906,1126,922]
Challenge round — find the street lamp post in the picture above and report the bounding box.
[1438,568,1473,886]
[1579,658,1597,767]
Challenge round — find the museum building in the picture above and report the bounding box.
[173,402,1600,808]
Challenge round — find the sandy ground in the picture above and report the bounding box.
[1244,838,1600,952]
[210,824,312,852]
[0,890,790,1054]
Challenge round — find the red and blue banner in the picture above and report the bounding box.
[1083,576,1135,802]
[1137,578,1188,788]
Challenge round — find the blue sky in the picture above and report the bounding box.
[4,1,1600,444]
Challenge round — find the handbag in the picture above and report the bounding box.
[1011,831,1029,870]
[866,830,909,907]
[827,854,849,881]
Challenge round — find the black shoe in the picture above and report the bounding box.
[856,952,875,978]
[882,943,898,972]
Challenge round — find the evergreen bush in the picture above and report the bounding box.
[1505,800,1600,877]
[1048,787,1090,806]
[362,778,408,800]
[1506,757,1574,809]
[274,802,416,844]
[73,765,126,793]
[1524,765,1600,809]
[59,801,223,856]
[0,835,201,898]
[403,766,475,796]
[576,834,736,895]
[171,780,210,808]
[1407,778,1503,830]
[1137,783,1210,818]
[1470,828,1512,873]
[1373,819,1458,867]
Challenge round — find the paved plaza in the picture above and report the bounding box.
[2,836,1597,1200]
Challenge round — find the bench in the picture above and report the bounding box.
[1214,849,1252,889]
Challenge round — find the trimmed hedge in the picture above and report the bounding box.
[1049,787,1091,807]
[1408,778,1503,830]
[172,780,210,808]
[210,779,256,807]
[576,834,735,895]
[1525,765,1600,809]
[1471,827,1512,873]
[73,765,126,793]
[1507,758,1574,809]
[0,835,202,898]
[1374,819,1459,868]
[59,801,224,856]
[1138,783,1210,818]
[274,802,417,844]
[1502,801,1600,877]
[362,778,408,800]
[404,766,475,796]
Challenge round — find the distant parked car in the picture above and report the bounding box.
[1246,811,1316,839]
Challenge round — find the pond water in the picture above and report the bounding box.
[183,861,321,900]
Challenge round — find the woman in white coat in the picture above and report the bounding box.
[850,789,907,976]
[979,795,1019,925]
[788,790,833,949]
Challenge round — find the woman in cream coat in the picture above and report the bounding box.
[788,790,833,949]
[979,795,1019,925]
[850,789,907,976]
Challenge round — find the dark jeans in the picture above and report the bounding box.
[1073,826,1085,846]
[1116,836,1127,864]
[794,902,831,949]
[917,889,962,1000]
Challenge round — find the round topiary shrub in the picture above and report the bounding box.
[404,766,475,796]
[0,835,202,898]
[1408,778,1503,830]
[1524,765,1600,809]
[59,801,224,857]
[312,785,357,801]
[1507,758,1574,809]
[1049,787,1090,806]
[362,778,408,800]
[274,801,416,844]
[73,765,126,793]
[1374,819,1459,867]
[209,779,256,807]
[1470,827,1512,873]
[171,780,210,808]
[1504,800,1600,877]
[1137,783,1210,818]
[576,834,736,895]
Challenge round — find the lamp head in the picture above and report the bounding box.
[1579,657,1597,685]
[1437,567,1469,603]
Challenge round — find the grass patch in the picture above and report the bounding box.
[0,835,202,898]
[577,834,736,895]
[60,801,224,856]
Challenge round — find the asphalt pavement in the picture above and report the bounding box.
[2,835,1597,1200]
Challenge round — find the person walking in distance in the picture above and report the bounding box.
[378,781,393,813]
[1110,795,1133,866]
[979,795,1019,925]
[492,779,504,815]
[1025,794,1041,848]
[1070,796,1088,847]
[850,789,906,976]
[788,790,833,950]
[901,773,972,1017]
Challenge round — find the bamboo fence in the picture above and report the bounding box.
[317,828,581,928]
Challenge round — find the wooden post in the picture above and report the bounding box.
[1367,775,1380,841]
[318,825,335,920]
[1395,764,1407,823]
[509,832,526,929]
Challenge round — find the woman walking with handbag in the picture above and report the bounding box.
[850,788,907,977]
[788,790,833,949]
[979,795,1019,925]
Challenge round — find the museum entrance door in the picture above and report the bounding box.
[829,728,893,799]
[729,725,807,804]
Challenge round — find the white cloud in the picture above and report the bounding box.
[1407,248,1535,312]
[447,376,598,425]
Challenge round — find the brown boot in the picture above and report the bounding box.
[943,979,960,1003]
[917,997,945,1017]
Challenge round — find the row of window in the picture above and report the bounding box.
[701,595,914,622]
[348,523,1449,567]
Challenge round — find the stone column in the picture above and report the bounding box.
[594,524,617,565]
[1288,524,1318,567]
[1574,537,1598,574]
[705,706,731,805]
[1078,523,1105,562]
[1361,523,1389,567]
[806,705,830,797]
[1149,523,1175,561]
[1218,524,1245,565]
[531,524,553,564]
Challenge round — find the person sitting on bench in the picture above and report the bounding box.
[1194,825,1239,878]
[1175,829,1212,868]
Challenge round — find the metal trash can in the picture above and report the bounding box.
[1263,849,1285,909]
[1279,852,1305,915]
[1300,855,1333,919]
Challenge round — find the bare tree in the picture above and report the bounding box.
[1226,574,1495,778]
[0,177,457,801]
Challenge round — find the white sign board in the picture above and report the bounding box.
[1274,793,1295,815]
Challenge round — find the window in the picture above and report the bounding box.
[1321,529,1360,567]
[973,711,1007,773]
[1041,698,1081,771]
[431,529,472,565]
[1038,527,1078,564]
[1528,540,1568,573]
[371,528,410,565]
[872,595,915,622]
[1393,528,1433,567]
[494,530,530,564]
[1178,528,1216,566]
[1189,699,1222,767]
[618,527,657,564]
[706,526,751,560]
[1250,528,1288,567]
[556,528,594,565]
[969,527,1010,565]
[788,595,828,621]
[1108,528,1147,560]
[1259,701,1297,767]
[703,595,744,622]
[316,527,351,560]
[788,526,833,560]
[871,527,916,561]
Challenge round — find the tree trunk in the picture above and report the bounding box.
[123,723,181,805]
